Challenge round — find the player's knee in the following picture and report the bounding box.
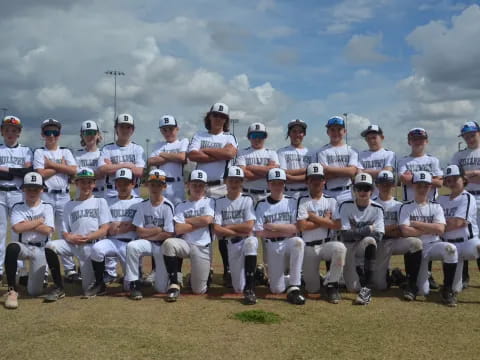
[445,243,457,255]
[291,237,304,249]
[45,242,57,253]
[126,243,140,257]
[5,242,21,258]
[244,236,258,255]
[408,238,423,253]
[363,236,377,247]
[162,238,176,256]
[332,243,347,265]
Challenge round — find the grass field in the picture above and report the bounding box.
[2,252,480,360]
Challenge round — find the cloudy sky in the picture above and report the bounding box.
[2,0,480,164]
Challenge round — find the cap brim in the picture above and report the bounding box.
[361,130,382,137]
[22,184,43,188]
[307,174,325,179]
[75,176,96,180]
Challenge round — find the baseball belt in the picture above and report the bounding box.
[265,237,286,243]
[285,187,307,192]
[305,238,331,246]
[166,177,181,183]
[223,236,243,244]
[0,185,19,191]
[326,185,350,192]
[443,237,467,243]
[243,188,268,194]
[115,238,133,243]
[44,187,69,194]
[207,180,222,186]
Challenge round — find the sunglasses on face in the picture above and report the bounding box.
[82,130,98,136]
[249,132,267,140]
[43,129,60,137]
[354,185,372,192]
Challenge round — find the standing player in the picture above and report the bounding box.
[398,171,458,307]
[34,118,78,282]
[84,168,143,297]
[98,113,145,198]
[397,128,443,289]
[162,170,215,301]
[296,163,346,304]
[451,121,480,286]
[335,173,384,305]
[121,169,174,300]
[358,124,396,198]
[0,116,33,282]
[4,172,54,309]
[43,168,111,301]
[372,170,423,300]
[148,115,188,205]
[254,168,306,305]
[213,166,258,305]
[316,116,359,203]
[277,119,313,199]
[438,165,480,294]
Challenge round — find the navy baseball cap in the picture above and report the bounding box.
[459,121,480,137]
[326,116,345,128]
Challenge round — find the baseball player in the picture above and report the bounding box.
[357,124,396,198]
[254,168,306,305]
[4,172,54,309]
[316,116,359,203]
[34,118,78,282]
[296,163,346,304]
[213,166,258,305]
[335,173,384,305]
[43,167,111,301]
[0,115,33,282]
[277,119,313,199]
[371,170,423,301]
[124,169,174,300]
[451,121,480,287]
[162,170,215,302]
[98,113,145,198]
[397,128,443,289]
[83,168,143,297]
[398,171,458,307]
[438,165,480,294]
[148,115,188,205]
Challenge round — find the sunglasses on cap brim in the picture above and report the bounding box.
[2,118,22,127]
[147,175,166,183]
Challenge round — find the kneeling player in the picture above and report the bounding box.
[438,165,480,294]
[162,170,215,301]
[125,169,174,300]
[296,163,345,304]
[335,173,384,305]
[4,172,54,309]
[399,171,458,307]
[372,170,423,301]
[84,168,143,297]
[213,166,258,304]
[254,168,305,305]
[44,168,111,301]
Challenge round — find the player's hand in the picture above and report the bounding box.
[0,166,9,172]
[402,171,413,184]
[44,157,53,168]
[118,222,133,233]
[103,158,112,165]
[264,223,277,231]
[35,216,45,225]
[108,222,121,236]
[66,234,84,244]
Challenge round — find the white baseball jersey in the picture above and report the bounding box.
[214,194,256,226]
[107,196,144,240]
[33,147,77,190]
[334,200,385,233]
[174,197,215,246]
[0,144,33,188]
[372,197,402,227]
[74,148,106,191]
[438,191,478,240]
[397,154,443,201]
[297,194,337,242]
[62,197,111,235]
[235,147,279,190]
[358,148,396,171]
[11,201,55,244]
[316,144,359,190]
[98,142,145,195]
[254,196,297,232]
[277,145,314,191]
[398,200,445,244]
[188,131,238,181]
[451,148,480,194]
[132,198,175,234]
[149,138,189,179]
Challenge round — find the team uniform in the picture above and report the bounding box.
[214,194,257,293]
[438,190,480,293]
[188,131,237,198]
[149,138,189,205]
[297,194,346,293]
[316,144,359,203]
[45,196,111,291]
[236,147,279,202]
[277,145,313,199]
[0,143,33,276]
[397,154,442,201]
[162,196,215,294]
[8,201,54,295]
[254,195,304,294]
[358,148,396,198]
[74,148,105,197]
[124,198,174,293]
[98,142,145,197]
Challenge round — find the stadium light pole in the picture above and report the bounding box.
[231,118,239,137]
[1,107,8,118]
[146,138,151,157]
[102,130,109,145]
[458,141,463,152]
[343,113,348,144]
[105,70,125,143]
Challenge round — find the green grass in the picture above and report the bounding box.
[233,309,281,324]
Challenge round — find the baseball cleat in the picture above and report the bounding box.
[166,284,181,303]
[255,264,267,286]
[82,282,107,298]
[287,286,306,305]
[428,274,439,290]
[403,284,417,302]
[326,285,341,304]
[223,271,233,288]
[4,289,18,309]
[44,287,65,302]
[243,289,257,305]
[65,270,82,283]
[103,272,117,285]
[390,268,407,288]
[19,275,29,287]
[441,289,457,307]
[129,281,143,300]
[354,287,372,305]
[141,271,155,287]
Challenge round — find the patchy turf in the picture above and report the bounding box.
[233,309,281,324]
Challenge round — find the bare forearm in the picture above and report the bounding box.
[225,223,254,233]
[286,174,306,183]
[186,216,213,227]
[48,163,77,175]
[202,147,236,160]
[159,152,186,163]
[145,231,174,241]
[297,220,318,232]
[12,219,43,233]
[34,225,54,236]
[213,224,237,237]
[309,214,340,230]
[187,151,216,163]
[445,218,467,232]
[411,222,445,235]
[87,225,110,241]
[36,168,56,179]
[99,164,125,175]
[324,166,357,178]
[175,223,194,235]
[431,177,443,188]
[137,227,162,238]
[400,225,423,237]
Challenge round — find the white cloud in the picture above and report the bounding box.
[344,33,391,64]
